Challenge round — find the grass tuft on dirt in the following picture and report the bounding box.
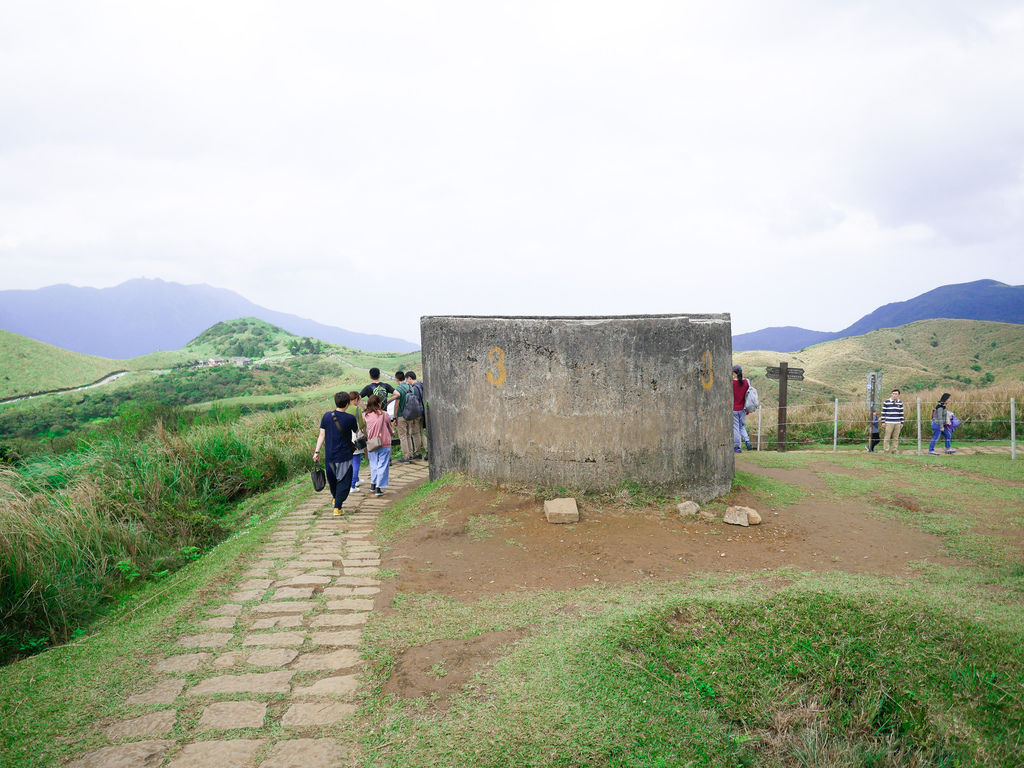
[359,578,1024,767]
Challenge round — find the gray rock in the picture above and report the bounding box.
[677,501,700,516]
[723,506,751,526]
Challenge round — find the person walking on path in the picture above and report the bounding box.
[396,370,426,462]
[881,389,905,454]
[347,390,366,492]
[312,391,358,515]
[731,365,753,453]
[929,393,957,455]
[359,367,397,413]
[363,394,394,496]
[868,409,881,453]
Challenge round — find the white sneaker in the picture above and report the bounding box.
[350,486,361,493]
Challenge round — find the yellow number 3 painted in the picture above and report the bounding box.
[700,349,714,390]
[486,346,507,386]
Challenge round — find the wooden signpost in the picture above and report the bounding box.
[765,362,804,452]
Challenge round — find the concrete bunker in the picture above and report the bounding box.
[421,314,733,502]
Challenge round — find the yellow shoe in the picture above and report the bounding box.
[333,507,344,516]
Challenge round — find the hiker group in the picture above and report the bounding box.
[313,367,427,515]
[867,390,960,455]
[731,366,963,455]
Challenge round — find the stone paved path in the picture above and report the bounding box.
[68,460,430,768]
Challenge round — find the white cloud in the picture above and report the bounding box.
[1,0,1022,341]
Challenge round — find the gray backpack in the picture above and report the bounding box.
[743,382,759,414]
[402,383,424,420]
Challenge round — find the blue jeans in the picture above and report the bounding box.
[368,447,390,488]
[351,455,361,488]
[733,410,750,449]
[929,423,951,452]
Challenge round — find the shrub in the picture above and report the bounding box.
[0,404,317,663]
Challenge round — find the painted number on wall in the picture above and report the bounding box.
[700,349,714,390]
[486,346,507,386]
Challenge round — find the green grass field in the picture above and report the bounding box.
[0,330,124,400]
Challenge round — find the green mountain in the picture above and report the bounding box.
[0,331,123,400]
[734,318,1024,404]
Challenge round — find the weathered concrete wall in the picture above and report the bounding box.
[421,315,733,502]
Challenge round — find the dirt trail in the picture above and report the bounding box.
[66,460,430,768]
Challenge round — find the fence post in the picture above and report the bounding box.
[917,398,922,456]
[833,398,839,452]
[757,405,762,451]
[1012,397,1017,461]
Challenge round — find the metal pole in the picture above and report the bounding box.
[917,398,922,456]
[1012,397,1017,461]
[833,398,839,452]
[778,362,788,452]
[757,405,762,451]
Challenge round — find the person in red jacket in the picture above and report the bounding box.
[732,365,753,453]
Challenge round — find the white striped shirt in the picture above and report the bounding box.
[881,398,904,424]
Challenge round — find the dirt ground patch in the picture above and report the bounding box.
[382,629,528,709]
[378,459,954,608]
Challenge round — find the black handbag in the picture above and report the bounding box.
[311,465,326,492]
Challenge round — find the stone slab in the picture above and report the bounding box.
[351,587,381,596]
[178,632,234,648]
[68,740,173,768]
[187,671,294,696]
[292,675,359,697]
[281,702,356,727]
[293,649,361,671]
[237,579,274,590]
[257,738,346,768]
[213,653,239,668]
[310,630,361,646]
[272,587,315,600]
[230,590,265,602]
[199,616,237,630]
[243,632,306,647]
[167,739,266,768]
[344,551,380,560]
[544,497,580,524]
[198,700,267,730]
[126,678,186,706]
[154,653,210,673]
[103,710,176,739]
[333,576,381,586]
[343,567,379,576]
[322,587,354,598]
[342,559,381,567]
[311,613,368,628]
[273,575,331,588]
[211,603,244,616]
[253,601,316,614]
[326,599,374,611]
[251,615,304,629]
[246,648,299,667]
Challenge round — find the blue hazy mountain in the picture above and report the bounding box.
[0,278,418,358]
[733,279,1024,352]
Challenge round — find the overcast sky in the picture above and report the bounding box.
[1,1,1022,343]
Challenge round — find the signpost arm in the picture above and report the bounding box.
[778,362,788,452]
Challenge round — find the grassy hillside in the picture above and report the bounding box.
[735,319,1024,404]
[0,331,123,400]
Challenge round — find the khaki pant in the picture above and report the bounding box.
[882,422,903,453]
[396,417,424,458]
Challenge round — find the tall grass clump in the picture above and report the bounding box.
[0,404,318,663]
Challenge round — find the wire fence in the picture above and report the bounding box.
[744,397,1019,458]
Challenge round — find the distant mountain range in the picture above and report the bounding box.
[0,279,418,358]
[733,279,1024,352]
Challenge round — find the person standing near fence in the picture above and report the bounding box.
[868,409,880,453]
[732,365,753,453]
[881,389,905,454]
[929,393,956,455]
